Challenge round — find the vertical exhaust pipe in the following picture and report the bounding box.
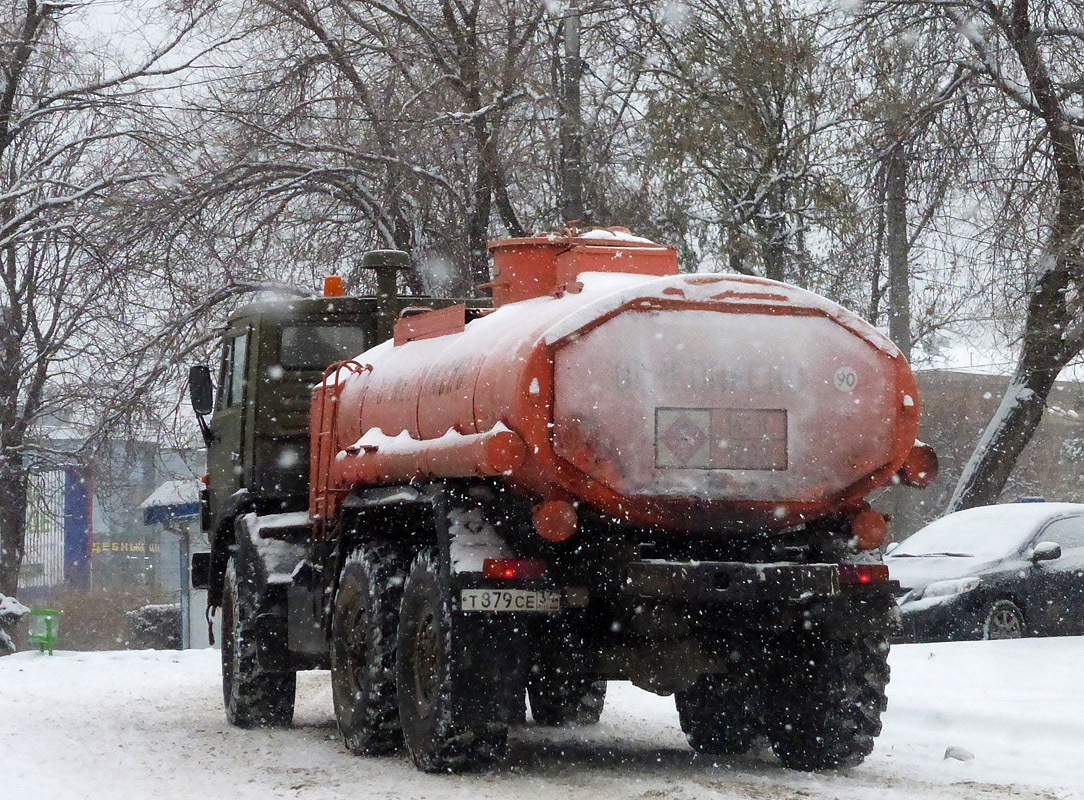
[362,249,411,343]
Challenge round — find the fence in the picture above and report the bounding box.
[22,470,66,588]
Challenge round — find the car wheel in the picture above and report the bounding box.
[763,633,889,771]
[982,600,1025,640]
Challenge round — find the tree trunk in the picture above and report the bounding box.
[559,0,584,225]
[0,454,27,597]
[948,0,1084,512]
[947,363,1058,512]
[465,164,493,295]
[753,215,787,282]
[948,257,1079,511]
[885,144,911,359]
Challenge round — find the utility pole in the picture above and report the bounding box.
[559,0,584,225]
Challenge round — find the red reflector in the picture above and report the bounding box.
[838,564,890,585]
[482,559,547,580]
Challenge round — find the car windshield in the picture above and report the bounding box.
[279,325,369,369]
[889,505,1047,560]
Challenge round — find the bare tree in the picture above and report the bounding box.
[634,0,856,283]
[185,0,552,296]
[860,0,1084,510]
[0,0,213,595]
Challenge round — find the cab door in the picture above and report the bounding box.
[206,327,250,533]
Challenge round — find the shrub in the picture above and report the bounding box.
[0,593,30,655]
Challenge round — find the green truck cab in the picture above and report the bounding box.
[191,296,375,605]
[188,250,433,609]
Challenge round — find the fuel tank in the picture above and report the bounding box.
[311,231,924,536]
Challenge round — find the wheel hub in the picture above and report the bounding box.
[987,607,1022,639]
[411,611,438,719]
[345,608,367,693]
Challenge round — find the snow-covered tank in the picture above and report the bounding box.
[311,230,932,543]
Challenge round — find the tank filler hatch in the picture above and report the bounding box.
[485,229,678,307]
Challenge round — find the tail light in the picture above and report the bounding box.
[482,559,548,580]
[838,563,890,585]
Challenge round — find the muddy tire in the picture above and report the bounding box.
[396,548,507,773]
[221,557,295,727]
[331,543,406,754]
[982,600,1025,640]
[528,671,606,726]
[676,673,758,755]
[764,634,889,771]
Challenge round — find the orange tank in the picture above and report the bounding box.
[310,230,929,538]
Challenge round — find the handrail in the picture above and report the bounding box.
[313,360,371,539]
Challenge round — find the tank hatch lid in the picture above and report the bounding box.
[486,228,678,307]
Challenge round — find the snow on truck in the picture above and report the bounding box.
[188,230,938,774]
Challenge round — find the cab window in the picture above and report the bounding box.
[216,331,249,409]
[279,326,369,370]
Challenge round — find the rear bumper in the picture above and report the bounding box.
[623,560,843,603]
[622,560,898,638]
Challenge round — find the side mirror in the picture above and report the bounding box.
[885,542,900,555]
[191,552,211,590]
[1031,541,1062,563]
[188,365,215,416]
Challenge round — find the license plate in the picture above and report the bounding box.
[460,589,561,612]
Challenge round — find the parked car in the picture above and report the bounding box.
[886,502,1084,642]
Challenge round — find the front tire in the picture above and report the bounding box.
[396,548,507,773]
[221,557,295,727]
[983,600,1025,640]
[676,673,758,755]
[331,543,406,754]
[764,633,889,771]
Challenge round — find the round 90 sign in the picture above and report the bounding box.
[834,366,858,393]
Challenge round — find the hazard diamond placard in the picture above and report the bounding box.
[655,408,712,468]
[656,407,788,471]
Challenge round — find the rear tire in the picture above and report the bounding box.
[764,633,889,771]
[982,600,1025,640]
[331,543,406,754]
[675,673,758,755]
[396,548,507,773]
[528,671,606,726]
[221,557,295,727]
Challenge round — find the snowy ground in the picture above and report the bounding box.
[2,638,1081,800]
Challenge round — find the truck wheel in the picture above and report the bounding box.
[764,634,889,771]
[528,671,606,726]
[331,543,406,755]
[221,557,296,727]
[675,673,758,755]
[396,548,507,773]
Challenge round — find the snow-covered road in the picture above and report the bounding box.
[2,638,1081,800]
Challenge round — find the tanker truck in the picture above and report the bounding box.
[188,230,937,774]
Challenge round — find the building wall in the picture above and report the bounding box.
[20,438,203,599]
[88,442,202,594]
[882,370,1084,538]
